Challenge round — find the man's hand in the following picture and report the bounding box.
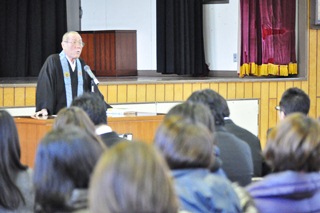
[34,109,48,117]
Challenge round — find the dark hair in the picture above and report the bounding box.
[71,92,107,125]
[166,101,215,133]
[0,110,27,210]
[89,141,179,213]
[187,89,226,126]
[264,113,320,172]
[154,116,214,169]
[54,106,106,148]
[279,87,310,116]
[33,125,103,212]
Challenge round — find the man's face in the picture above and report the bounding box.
[61,33,83,62]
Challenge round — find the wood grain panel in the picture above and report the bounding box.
[235,82,244,99]
[14,87,25,106]
[252,82,261,99]
[183,83,193,100]
[117,85,127,103]
[137,84,146,102]
[146,84,156,102]
[192,83,201,92]
[164,84,174,101]
[127,85,137,102]
[0,87,3,106]
[259,83,269,148]
[174,84,183,101]
[107,85,118,103]
[244,82,253,99]
[26,87,36,106]
[219,83,227,99]
[269,82,277,99]
[3,88,14,106]
[227,82,236,99]
[210,82,219,93]
[156,84,165,102]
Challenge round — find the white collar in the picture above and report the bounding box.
[95,125,112,135]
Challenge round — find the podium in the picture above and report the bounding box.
[14,113,164,167]
[79,30,137,77]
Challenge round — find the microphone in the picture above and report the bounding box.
[84,65,99,85]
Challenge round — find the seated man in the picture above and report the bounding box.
[221,96,263,177]
[71,92,127,147]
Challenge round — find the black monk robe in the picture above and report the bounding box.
[36,54,105,115]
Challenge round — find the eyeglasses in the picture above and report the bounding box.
[64,40,85,47]
[275,106,283,111]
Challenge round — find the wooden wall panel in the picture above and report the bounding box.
[244,82,253,99]
[174,84,183,101]
[26,87,36,106]
[164,84,174,101]
[137,84,146,102]
[146,84,156,102]
[0,87,3,106]
[183,83,193,100]
[156,84,165,102]
[227,82,236,99]
[107,85,118,103]
[235,82,244,99]
[3,88,14,106]
[117,85,127,103]
[127,85,137,102]
[15,87,25,106]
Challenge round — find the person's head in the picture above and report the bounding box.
[71,92,107,125]
[61,31,84,62]
[33,125,103,212]
[277,87,310,120]
[187,89,226,126]
[166,101,215,133]
[0,110,27,210]
[264,113,320,173]
[154,116,214,169]
[89,141,179,213]
[54,106,105,148]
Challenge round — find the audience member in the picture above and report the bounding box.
[165,101,225,176]
[221,96,263,177]
[53,106,106,149]
[247,113,320,213]
[89,141,179,213]
[187,89,253,186]
[33,125,103,212]
[263,87,311,176]
[35,31,110,117]
[0,110,34,212]
[71,92,126,147]
[154,116,241,212]
[275,87,310,120]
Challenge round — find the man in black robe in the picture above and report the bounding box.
[35,31,105,116]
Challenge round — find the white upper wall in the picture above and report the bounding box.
[81,0,238,71]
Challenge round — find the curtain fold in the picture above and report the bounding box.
[157,0,209,76]
[240,0,296,77]
[0,0,66,77]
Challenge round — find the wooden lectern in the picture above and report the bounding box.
[79,30,137,77]
[14,113,164,167]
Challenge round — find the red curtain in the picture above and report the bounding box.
[240,0,297,77]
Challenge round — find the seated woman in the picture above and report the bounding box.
[54,106,106,148]
[0,110,34,212]
[154,115,241,212]
[89,141,179,213]
[165,101,225,176]
[247,113,320,213]
[33,125,103,212]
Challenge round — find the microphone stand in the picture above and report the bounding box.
[91,79,95,93]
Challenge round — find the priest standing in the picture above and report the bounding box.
[35,31,106,116]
